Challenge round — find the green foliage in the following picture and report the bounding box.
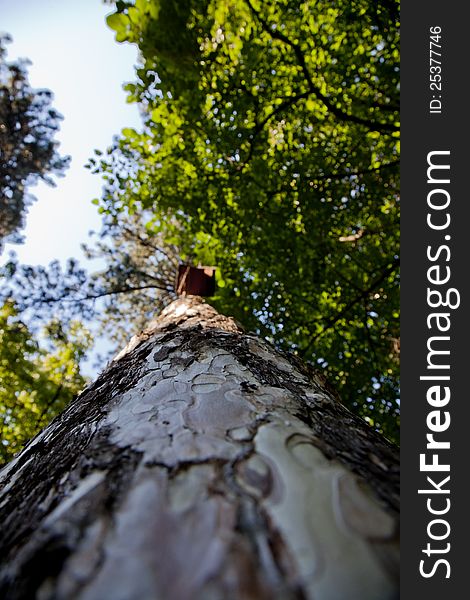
[0,302,91,466]
[0,35,69,251]
[97,0,401,441]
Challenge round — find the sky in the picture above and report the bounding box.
[0,0,141,265]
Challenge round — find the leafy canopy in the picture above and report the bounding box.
[0,35,69,251]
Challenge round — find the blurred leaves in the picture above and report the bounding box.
[0,301,91,466]
[0,35,70,252]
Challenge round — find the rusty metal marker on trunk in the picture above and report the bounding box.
[176,265,216,296]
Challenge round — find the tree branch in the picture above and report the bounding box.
[302,257,399,352]
[246,0,399,134]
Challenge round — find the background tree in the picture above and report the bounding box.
[0,34,70,251]
[0,301,91,465]
[0,297,399,599]
[0,208,180,348]
[0,36,87,463]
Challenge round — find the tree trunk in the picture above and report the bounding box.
[0,297,399,600]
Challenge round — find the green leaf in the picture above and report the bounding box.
[106,12,128,36]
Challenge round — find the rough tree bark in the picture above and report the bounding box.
[0,297,399,600]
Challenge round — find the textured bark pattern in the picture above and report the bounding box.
[0,297,399,600]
